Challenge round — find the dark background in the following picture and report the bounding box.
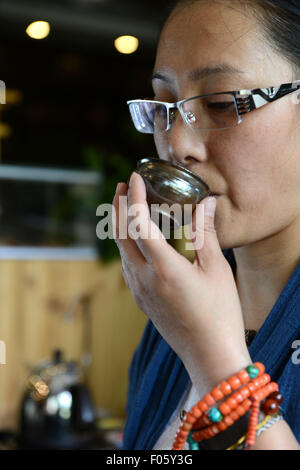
[0,0,175,258]
[0,0,173,170]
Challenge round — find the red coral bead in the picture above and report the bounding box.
[268,391,284,404]
[203,393,215,407]
[227,396,238,409]
[228,376,242,390]
[240,387,250,399]
[237,369,250,384]
[220,381,232,395]
[217,421,227,432]
[219,402,231,415]
[211,387,224,401]
[262,399,279,415]
[198,401,209,413]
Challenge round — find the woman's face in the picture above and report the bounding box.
[152,0,300,250]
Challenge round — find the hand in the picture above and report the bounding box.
[113,172,251,388]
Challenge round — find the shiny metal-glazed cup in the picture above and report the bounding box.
[133,158,210,229]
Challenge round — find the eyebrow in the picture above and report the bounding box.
[152,64,245,83]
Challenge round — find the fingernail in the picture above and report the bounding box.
[129,172,138,188]
[204,197,217,217]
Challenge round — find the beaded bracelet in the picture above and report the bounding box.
[227,408,284,450]
[172,362,283,450]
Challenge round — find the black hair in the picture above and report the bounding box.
[161,0,300,75]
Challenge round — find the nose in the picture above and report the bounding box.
[165,111,209,167]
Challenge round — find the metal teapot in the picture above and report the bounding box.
[19,349,96,449]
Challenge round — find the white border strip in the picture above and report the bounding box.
[0,165,101,185]
[0,246,98,260]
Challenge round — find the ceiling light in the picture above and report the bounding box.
[114,35,139,55]
[26,21,50,40]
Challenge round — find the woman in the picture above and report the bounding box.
[113,0,300,450]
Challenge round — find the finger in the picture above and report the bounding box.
[113,181,145,265]
[191,196,223,270]
[127,172,184,266]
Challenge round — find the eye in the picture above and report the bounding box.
[152,87,176,103]
[153,96,174,104]
[207,101,234,112]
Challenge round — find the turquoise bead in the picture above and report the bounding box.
[187,432,199,450]
[208,407,223,423]
[189,442,199,450]
[246,364,259,379]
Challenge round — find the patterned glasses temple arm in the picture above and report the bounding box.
[236,81,300,115]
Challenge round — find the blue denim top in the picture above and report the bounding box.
[122,249,300,449]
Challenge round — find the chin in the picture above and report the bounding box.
[215,224,243,251]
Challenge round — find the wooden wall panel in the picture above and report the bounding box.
[0,258,147,430]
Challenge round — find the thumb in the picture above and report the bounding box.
[191,196,222,268]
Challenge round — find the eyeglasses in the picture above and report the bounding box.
[127,81,300,133]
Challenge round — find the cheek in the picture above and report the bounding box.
[214,112,300,247]
[217,112,299,213]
